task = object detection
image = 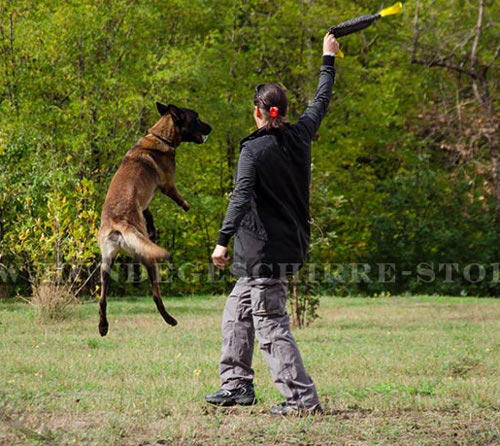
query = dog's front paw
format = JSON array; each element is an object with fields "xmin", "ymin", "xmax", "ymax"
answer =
[{"xmin": 182, "ymin": 201, "xmax": 190, "ymax": 212}]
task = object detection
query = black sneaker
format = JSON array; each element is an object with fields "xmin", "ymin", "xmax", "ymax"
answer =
[
  {"xmin": 270, "ymin": 402, "xmax": 323, "ymax": 416},
  {"xmin": 205, "ymin": 383, "xmax": 256, "ymax": 406}
]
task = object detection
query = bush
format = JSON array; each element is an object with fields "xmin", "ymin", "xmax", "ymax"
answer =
[{"xmin": 28, "ymin": 282, "xmax": 79, "ymax": 322}]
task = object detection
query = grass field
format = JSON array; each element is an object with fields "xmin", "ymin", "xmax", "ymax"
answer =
[{"xmin": 1, "ymin": 294, "xmax": 499, "ymax": 445}]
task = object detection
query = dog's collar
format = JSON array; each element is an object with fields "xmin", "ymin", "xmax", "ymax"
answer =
[{"xmin": 148, "ymin": 133, "xmax": 176, "ymax": 148}]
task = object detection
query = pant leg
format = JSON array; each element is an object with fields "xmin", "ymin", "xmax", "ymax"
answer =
[
  {"xmin": 219, "ymin": 278, "xmax": 255, "ymax": 390},
  {"xmin": 250, "ymin": 277, "xmax": 321, "ymax": 409}
]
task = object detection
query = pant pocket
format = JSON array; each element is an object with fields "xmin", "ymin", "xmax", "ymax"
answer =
[{"xmin": 250, "ymin": 280, "xmax": 287, "ymax": 317}]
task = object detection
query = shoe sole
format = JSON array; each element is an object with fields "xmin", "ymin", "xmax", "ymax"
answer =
[
  {"xmin": 235, "ymin": 397, "xmax": 257, "ymax": 406},
  {"xmin": 205, "ymin": 397, "xmax": 257, "ymax": 407},
  {"xmin": 270, "ymin": 405, "xmax": 323, "ymax": 416}
]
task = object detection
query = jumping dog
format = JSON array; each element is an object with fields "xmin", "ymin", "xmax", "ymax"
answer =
[{"xmin": 97, "ymin": 102, "xmax": 212, "ymax": 336}]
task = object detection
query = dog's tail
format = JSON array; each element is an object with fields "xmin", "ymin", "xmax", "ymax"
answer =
[{"xmin": 115, "ymin": 223, "xmax": 169, "ymax": 261}]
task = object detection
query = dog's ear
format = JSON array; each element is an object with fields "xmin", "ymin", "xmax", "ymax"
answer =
[
  {"xmin": 166, "ymin": 104, "xmax": 184, "ymax": 124},
  {"xmin": 156, "ymin": 102, "xmax": 170, "ymax": 116}
]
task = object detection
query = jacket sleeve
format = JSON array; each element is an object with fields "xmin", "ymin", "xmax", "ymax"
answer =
[
  {"xmin": 295, "ymin": 55, "xmax": 336, "ymax": 140},
  {"xmin": 217, "ymin": 146, "xmax": 256, "ymax": 247}
]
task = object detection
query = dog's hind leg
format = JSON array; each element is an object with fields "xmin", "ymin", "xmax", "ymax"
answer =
[
  {"xmin": 143, "ymin": 208, "xmax": 156, "ymax": 241},
  {"xmin": 145, "ymin": 261, "xmax": 178, "ymax": 326},
  {"xmin": 98, "ymin": 256, "xmax": 114, "ymax": 336}
]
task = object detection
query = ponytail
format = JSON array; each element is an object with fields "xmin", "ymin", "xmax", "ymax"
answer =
[{"xmin": 254, "ymin": 83, "xmax": 289, "ymax": 131}]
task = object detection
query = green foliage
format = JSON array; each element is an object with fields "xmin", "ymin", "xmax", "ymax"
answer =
[
  {"xmin": 0, "ymin": 0, "xmax": 498, "ymax": 297},
  {"xmin": 364, "ymin": 153, "xmax": 500, "ymax": 296}
]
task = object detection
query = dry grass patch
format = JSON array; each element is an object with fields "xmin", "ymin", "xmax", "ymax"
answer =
[{"xmin": 28, "ymin": 282, "xmax": 79, "ymax": 322}]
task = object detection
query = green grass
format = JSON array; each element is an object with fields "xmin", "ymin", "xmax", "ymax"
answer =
[{"xmin": 0, "ymin": 295, "xmax": 499, "ymax": 445}]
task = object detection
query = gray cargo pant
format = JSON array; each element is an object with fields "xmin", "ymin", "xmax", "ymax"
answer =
[{"xmin": 219, "ymin": 277, "xmax": 321, "ymax": 409}]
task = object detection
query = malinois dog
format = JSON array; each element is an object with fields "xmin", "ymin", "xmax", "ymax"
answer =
[{"xmin": 97, "ymin": 102, "xmax": 212, "ymax": 336}]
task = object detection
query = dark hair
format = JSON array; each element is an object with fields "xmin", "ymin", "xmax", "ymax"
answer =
[{"xmin": 254, "ymin": 83, "xmax": 289, "ymax": 131}]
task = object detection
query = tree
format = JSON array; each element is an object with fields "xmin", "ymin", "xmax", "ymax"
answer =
[
  {"xmin": 411, "ymin": 0, "xmax": 499, "ymax": 219},
  {"xmin": 0, "ymin": 0, "xmax": 498, "ymax": 298}
]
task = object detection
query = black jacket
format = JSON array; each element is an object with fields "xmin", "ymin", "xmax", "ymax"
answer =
[{"xmin": 218, "ymin": 56, "xmax": 335, "ymax": 277}]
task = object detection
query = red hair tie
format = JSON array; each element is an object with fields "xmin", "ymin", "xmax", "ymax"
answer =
[{"xmin": 269, "ymin": 106, "xmax": 279, "ymax": 118}]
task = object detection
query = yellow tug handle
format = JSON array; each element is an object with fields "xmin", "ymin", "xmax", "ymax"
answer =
[{"xmin": 379, "ymin": 2, "xmax": 403, "ymax": 18}]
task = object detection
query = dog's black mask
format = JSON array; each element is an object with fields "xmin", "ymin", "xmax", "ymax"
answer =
[{"xmin": 157, "ymin": 102, "xmax": 212, "ymax": 144}]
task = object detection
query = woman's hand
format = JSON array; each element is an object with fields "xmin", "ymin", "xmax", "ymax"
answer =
[
  {"xmin": 323, "ymin": 33, "xmax": 340, "ymax": 55},
  {"xmin": 212, "ymin": 245, "xmax": 231, "ymax": 270}
]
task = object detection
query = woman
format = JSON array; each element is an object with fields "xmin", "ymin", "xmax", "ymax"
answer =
[{"xmin": 206, "ymin": 33, "xmax": 340, "ymax": 416}]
